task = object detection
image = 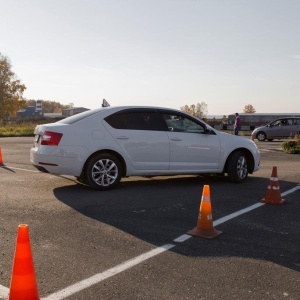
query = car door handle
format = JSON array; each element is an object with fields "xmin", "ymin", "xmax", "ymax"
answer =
[
  {"xmin": 170, "ymin": 137, "xmax": 182, "ymax": 141},
  {"xmin": 116, "ymin": 136, "xmax": 129, "ymax": 140}
]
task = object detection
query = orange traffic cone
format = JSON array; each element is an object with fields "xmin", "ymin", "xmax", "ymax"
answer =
[
  {"xmin": 187, "ymin": 185, "xmax": 223, "ymax": 239},
  {"xmin": 261, "ymin": 166, "xmax": 286, "ymax": 205},
  {"xmin": 0, "ymin": 147, "xmax": 3, "ymax": 166},
  {"xmin": 9, "ymin": 224, "xmax": 39, "ymax": 300}
]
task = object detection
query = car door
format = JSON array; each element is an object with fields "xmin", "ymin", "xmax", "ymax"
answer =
[
  {"xmin": 267, "ymin": 119, "xmax": 285, "ymax": 139},
  {"xmin": 276, "ymin": 118, "xmax": 295, "ymax": 138},
  {"xmin": 159, "ymin": 110, "xmax": 221, "ymax": 171},
  {"xmin": 291, "ymin": 118, "xmax": 300, "ymax": 137},
  {"xmin": 104, "ymin": 109, "xmax": 170, "ymax": 170},
  {"xmin": 295, "ymin": 118, "xmax": 300, "ymax": 135},
  {"xmin": 279, "ymin": 118, "xmax": 297, "ymax": 138}
]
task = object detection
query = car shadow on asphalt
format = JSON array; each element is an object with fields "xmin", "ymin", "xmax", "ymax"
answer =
[{"xmin": 53, "ymin": 175, "xmax": 300, "ymax": 273}]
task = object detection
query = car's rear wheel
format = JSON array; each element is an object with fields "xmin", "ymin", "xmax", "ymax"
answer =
[
  {"xmin": 257, "ymin": 132, "xmax": 267, "ymax": 141},
  {"xmin": 85, "ymin": 153, "xmax": 122, "ymax": 191},
  {"xmin": 227, "ymin": 151, "xmax": 248, "ymax": 183}
]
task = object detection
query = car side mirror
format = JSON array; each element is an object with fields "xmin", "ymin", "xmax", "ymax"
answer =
[{"xmin": 204, "ymin": 126, "xmax": 214, "ymax": 134}]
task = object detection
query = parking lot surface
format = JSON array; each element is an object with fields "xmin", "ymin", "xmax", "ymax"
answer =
[{"xmin": 0, "ymin": 137, "xmax": 300, "ymax": 299}]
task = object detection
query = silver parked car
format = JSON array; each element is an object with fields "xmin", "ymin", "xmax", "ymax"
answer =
[
  {"xmin": 31, "ymin": 106, "xmax": 261, "ymax": 190},
  {"xmin": 251, "ymin": 117, "xmax": 300, "ymax": 141}
]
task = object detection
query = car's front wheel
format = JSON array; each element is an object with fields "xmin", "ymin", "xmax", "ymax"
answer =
[
  {"xmin": 257, "ymin": 131, "xmax": 267, "ymax": 141},
  {"xmin": 227, "ymin": 151, "xmax": 248, "ymax": 183},
  {"xmin": 85, "ymin": 153, "xmax": 122, "ymax": 191}
]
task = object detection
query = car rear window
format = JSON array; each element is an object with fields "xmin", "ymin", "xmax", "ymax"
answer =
[{"xmin": 57, "ymin": 108, "xmax": 103, "ymax": 124}]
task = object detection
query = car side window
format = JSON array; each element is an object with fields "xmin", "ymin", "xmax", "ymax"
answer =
[
  {"xmin": 287, "ymin": 119, "xmax": 293, "ymax": 125},
  {"xmin": 280, "ymin": 120, "xmax": 286, "ymax": 126},
  {"xmin": 105, "ymin": 110, "xmax": 164, "ymax": 131},
  {"xmin": 272, "ymin": 119, "xmax": 283, "ymax": 126},
  {"xmin": 162, "ymin": 113, "xmax": 205, "ymax": 133}
]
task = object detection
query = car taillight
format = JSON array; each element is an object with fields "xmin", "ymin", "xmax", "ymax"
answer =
[{"xmin": 41, "ymin": 131, "xmax": 63, "ymax": 146}]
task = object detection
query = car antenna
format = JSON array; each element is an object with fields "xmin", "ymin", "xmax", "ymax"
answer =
[{"xmin": 102, "ymin": 99, "xmax": 110, "ymax": 107}]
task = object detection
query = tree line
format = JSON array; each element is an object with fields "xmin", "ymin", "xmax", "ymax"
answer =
[
  {"xmin": 0, "ymin": 52, "xmax": 256, "ymax": 120},
  {"xmin": 0, "ymin": 52, "xmax": 74, "ymax": 119}
]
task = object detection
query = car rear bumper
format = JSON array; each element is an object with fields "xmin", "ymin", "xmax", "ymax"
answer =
[{"xmin": 30, "ymin": 147, "xmax": 84, "ymax": 176}]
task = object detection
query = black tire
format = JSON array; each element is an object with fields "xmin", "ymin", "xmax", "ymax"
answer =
[
  {"xmin": 76, "ymin": 175, "xmax": 87, "ymax": 185},
  {"xmin": 227, "ymin": 151, "xmax": 248, "ymax": 183},
  {"xmin": 257, "ymin": 131, "xmax": 267, "ymax": 141},
  {"xmin": 85, "ymin": 153, "xmax": 122, "ymax": 191}
]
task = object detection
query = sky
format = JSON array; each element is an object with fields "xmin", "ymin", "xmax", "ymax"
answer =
[{"xmin": 1, "ymin": 0, "xmax": 299, "ymax": 115}]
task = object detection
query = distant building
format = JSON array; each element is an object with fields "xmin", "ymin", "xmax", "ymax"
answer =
[
  {"xmin": 36, "ymin": 100, "xmax": 42, "ymax": 115},
  {"xmin": 17, "ymin": 102, "xmax": 43, "ymax": 118},
  {"xmin": 62, "ymin": 107, "xmax": 90, "ymax": 117},
  {"xmin": 17, "ymin": 101, "xmax": 90, "ymax": 119},
  {"xmin": 43, "ymin": 113, "xmax": 64, "ymax": 119}
]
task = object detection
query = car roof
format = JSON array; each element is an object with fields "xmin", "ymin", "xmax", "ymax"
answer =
[
  {"xmin": 91, "ymin": 105, "xmax": 192, "ymax": 116},
  {"xmin": 100, "ymin": 105, "xmax": 183, "ymax": 111},
  {"xmin": 58, "ymin": 105, "xmax": 195, "ymax": 125},
  {"xmin": 273, "ymin": 117, "xmax": 300, "ymax": 120}
]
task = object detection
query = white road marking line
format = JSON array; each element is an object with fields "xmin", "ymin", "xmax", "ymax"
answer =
[
  {"xmin": 259, "ymin": 148, "xmax": 282, "ymax": 152},
  {"xmin": 175, "ymin": 186, "xmax": 300, "ymax": 244},
  {"xmin": 42, "ymin": 244, "xmax": 175, "ymax": 300},
  {"xmin": 0, "ymin": 284, "xmax": 9, "ymax": 299},
  {"xmin": 174, "ymin": 203, "xmax": 265, "ymax": 243},
  {"xmin": 213, "ymin": 202, "xmax": 265, "ymax": 227},
  {"xmin": 281, "ymin": 186, "xmax": 300, "ymax": 196},
  {"xmin": 0, "ymin": 185, "xmax": 299, "ymax": 299},
  {"xmin": 173, "ymin": 234, "xmax": 191, "ymax": 243}
]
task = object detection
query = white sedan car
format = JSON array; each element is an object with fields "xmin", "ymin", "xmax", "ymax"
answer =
[{"xmin": 30, "ymin": 106, "xmax": 260, "ymax": 190}]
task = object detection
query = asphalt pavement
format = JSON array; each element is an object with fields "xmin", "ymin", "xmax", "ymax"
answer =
[{"xmin": 0, "ymin": 137, "xmax": 299, "ymax": 300}]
